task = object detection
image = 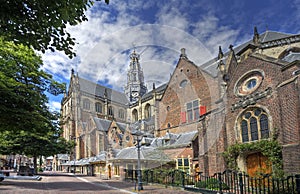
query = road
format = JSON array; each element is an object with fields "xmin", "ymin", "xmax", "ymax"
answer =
[
  {"xmin": 0, "ymin": 171, "xmax": 195, "ymax": 194},
  {"xmin": 0, "ymin": 172, "xmax": 133, "ymax": 194}
]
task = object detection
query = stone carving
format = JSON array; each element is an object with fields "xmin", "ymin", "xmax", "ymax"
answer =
[{"xmin": 231, "ymin": 87, "xmax": 272, "ymax": 111}]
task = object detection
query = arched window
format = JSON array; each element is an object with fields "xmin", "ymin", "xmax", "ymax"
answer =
[
  {"xmin": 83, "ymin": 99, "xmax": 90, "ymax": 110},
  {"xmin": 260, "ymin": 114, "xmax": 269, "ymax": 139},
  {"xmin": 239, "ymin": 108, "xmax": 270, "ymax": 142},
  {"xmin": 95, "ymin": 102, "xmax": 102, "ymax": 113},
  {"xmin": 132, "ymin": 109, "xmax": 138, "ymax": 122},
  {"xmin": 118, "ymin": 109, "xmax": 125, "ymax": 119},
  {"xmin": 108, "ymin": 106, "xmax": 114, "ymax": 116},
  {"xmin": 144, "ymin": 104, "xmax": 151, "ymax": 119}
]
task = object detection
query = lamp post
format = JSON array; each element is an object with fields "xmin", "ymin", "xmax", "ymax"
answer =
[
  {"xmin": 132, "ymin": 130, "xmax": 144, "ymax": 191},
  {"xmin": 70, "ymin": 136, "xmax": 76, "ymax": 174}
]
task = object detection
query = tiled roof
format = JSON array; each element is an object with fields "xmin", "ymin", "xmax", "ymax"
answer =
[
  {"xmin": 141, "ymin": 83, "xmax": 167, "ymax": 100},
  {"xmin": 171, "ymin": 131, "xmax": 197, "ymax": 147},
  {"xmin": 199, "ymin": 31, "xmax": 298, "ymax": 77},
  {"xmin": 115, "ymin": 146, "xmax": 171, "ymax": 162},
  {"xmin": 78, "ymin": 77, "xmax": 129, "ymax": 105},
  {"xmin": 150, "ymin": 131, "xmax": 197, "ymax": 149},
  {"xmin": 116, "ymin": 122, "xmax": 127, "ymax": 133},
  {"xmin": 93, "ymin": 117, "xmax": 112, "ymax": 132}
]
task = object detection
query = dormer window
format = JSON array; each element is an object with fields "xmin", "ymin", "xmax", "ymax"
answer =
[{"xmin": 279, "ymin": 47, "xmax": 300, "ymax": 62}]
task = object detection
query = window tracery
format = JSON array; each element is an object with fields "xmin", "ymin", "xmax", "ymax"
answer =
[{"xmin": 239, "ymin": 107, "xmax": 269, "ymax": 143}]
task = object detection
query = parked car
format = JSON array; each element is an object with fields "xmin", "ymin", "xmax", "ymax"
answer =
[
  {"xmin": 0, "ymin": 173, "xmax": 4, "ymax": 181},
  {"xmin": 18, "ymin": 166, "xmax": 34, "ymax": 176}
]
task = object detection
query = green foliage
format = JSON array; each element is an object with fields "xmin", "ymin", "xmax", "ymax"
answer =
[
  {"xmin": 195, "ymin": 178, "xmax": 230, "ymax": 190},
  {"xmin": 0, "ymin": 37, "xmax": 65, "ymax": 131},
  {"xmin": 223, "ymin": 139, "xmax": 284, "ymax": 177},
  {"xmin": 0, "ymin": 37, "xmax": 72, "ymax": 157},
  {"xmin": 0, "ymin": 0, "xmax": 109, "ymax": 58}
]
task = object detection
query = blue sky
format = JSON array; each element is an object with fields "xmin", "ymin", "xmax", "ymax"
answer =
[{"xmin": 43, "ymin": 0, "xmax": 300, "ymax": 111}]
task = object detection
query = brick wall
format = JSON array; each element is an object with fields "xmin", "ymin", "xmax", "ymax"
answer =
[
  {"xmin": 158, "ymin": 58, "xmax": 212, "ymax": 134},
  {"xmin": 225, "ymin": 54, "xmax": 300, "ymax": 174}
]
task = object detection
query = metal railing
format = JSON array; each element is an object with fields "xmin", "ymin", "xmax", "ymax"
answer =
[{"xmin": 124, "ymin": 169, "xmax": 300, "ymax": 194}]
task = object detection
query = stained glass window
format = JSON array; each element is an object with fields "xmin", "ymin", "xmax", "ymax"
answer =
[{"xmin": 240, "ymin": 108, "xmax": 269, "ymax": 142}]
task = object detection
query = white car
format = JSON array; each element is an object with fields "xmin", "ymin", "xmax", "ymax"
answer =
[{"xmin": 0, "ymin": 173, "xmax": 4, "ymax": 182}]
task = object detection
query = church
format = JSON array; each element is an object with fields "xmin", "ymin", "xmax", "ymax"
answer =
[{"xmin": 60, "ymin": 27, "xmax": 300, "ymax": 179}]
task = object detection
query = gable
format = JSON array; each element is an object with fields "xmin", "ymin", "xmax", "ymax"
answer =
[{"xmin": 159, "ymin": 55, "xmax": 213, "ymax": 132}]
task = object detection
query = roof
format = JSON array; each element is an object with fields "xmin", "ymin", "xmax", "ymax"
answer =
[
  {"xmin": 129, "ymin": 117, "xmax": 155, "ymax": 135},
  {"xmin": 171, "ymin": 131, "xmax": 197, "ymax": 147},
  {"xmin": 93, "ymin": 117, "xmax": 112, "ymax": 132},
  {"xmin": 78, "ymin": 77, "xmax": 129, "ymax": 105},
  {"xmin": 115, "ymin": 146, "xmax": 171, "ymax": 162},
  {"xmin": 150, "ymin": 131, "xmax": 197, "ymax": 149},
  {"xmin": 116, "ymin": 122, "xmax": 127, "ymax": 133},
  {"xmin": 141, "ymin": 83, "xmax": 167, "ymax": 100},
  {"xmin": 199, "ymin": 31, "xmax": 299, "ymax": 77},
  {"xmin": 61, "ymin": 152, "xmax": 107, "ymax": 166},
  {"xmin": 89, "ymin": 152, "xmax": 106, "ymax": 163},
  {"xmin": 57, "ymin": 154, "xmax": 69, "ymax": 160}
]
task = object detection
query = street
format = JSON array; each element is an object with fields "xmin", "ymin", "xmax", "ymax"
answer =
[{"xmin": 0, "ymin": 172, "xmax": 194, "ymax": 194}]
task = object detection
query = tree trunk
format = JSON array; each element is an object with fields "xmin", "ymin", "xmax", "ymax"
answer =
[{"xmin": 33, "ymin": 156, "xmax": 37, "ymax": 174}]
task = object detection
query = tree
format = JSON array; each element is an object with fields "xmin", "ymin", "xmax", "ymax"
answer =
[
  {"xmin": 0, "ymin": 37, "xmax": 72, "ymax": 171},
  {"xmin": 0, "ymin": 37, "xmax": 64, "ymax": 132},
  {"xmin": 0, "ymin": 0, "xmax": 109, "ymax": 58}
]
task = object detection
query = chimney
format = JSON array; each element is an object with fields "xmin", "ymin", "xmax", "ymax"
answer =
[{"xmin": 180, "ymin": 48, "xmax": 187, "ymax": 58}]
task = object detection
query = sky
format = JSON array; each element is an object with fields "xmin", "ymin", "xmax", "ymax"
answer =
[{"xmin": 43, "ymin": 0, "xmax": 300, "ymax": 111}]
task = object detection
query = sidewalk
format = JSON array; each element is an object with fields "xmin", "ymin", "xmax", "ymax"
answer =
[{"xmin": 74, "ymin": 174, "xmax": 196, "ymax": 194}]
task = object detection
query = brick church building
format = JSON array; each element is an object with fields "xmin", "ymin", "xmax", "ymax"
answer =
[{"xmin": 60, "ymin": 27, "xmax": 300, "ymax": 179}]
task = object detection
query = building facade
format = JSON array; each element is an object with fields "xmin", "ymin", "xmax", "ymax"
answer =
[{"xmin": 60, "ymin": 28, "xmax": 300, "ymax": 178}]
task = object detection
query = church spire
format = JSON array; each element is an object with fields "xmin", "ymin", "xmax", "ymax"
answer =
[
  {"xmin": 124, "ymin": 49, "xmax": 148, "ymax": 103},
  {"xmin": 253, "ymin": 26, "xmax": 260, "ymax": 45}
]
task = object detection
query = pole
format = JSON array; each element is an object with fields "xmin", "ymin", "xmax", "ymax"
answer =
[
  {"xmin": 137, "ymin": 138, "xmax": 143, "ymax": 191},
  {"xmin": 73, "ymin": 137, "xmax": 76, "ymax": 174}
]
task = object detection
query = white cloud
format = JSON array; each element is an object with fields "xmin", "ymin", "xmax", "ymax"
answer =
[
  {"xmin": 45, "ymin": 0, "xmax": 300, "ymax": 107},
  {"xmin": 42, "ymin": 1, "xmax": 232, "ymax": 92},
  {"xmin": 48, "ymin": 101, "xmax": 62, "ymax": 112}
]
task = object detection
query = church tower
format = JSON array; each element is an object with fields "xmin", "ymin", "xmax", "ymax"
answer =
[{"xmin": 124, "ymin": 50, "xmax": 148, "ymax": 102}]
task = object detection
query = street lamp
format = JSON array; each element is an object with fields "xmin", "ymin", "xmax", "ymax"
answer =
[
  {"xmin": 70, "ymin": 136, "xmax": 76, "ymax": 174},
  {"xmin": 132, "ymin": 129, "xmax": 145, "ymax": 191}
]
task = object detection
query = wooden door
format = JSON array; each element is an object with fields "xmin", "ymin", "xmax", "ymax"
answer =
[{"xmin": 246, "ymin": 152, "xmax": 271, "ymax": 177}]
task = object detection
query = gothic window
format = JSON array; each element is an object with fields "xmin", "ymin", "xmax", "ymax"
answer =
[
  {"xmin": 250, "ymin": 117, "xmax": 258, "ymax": 141},
  {"xmin": 118, "ymin": 109, "xmax": 125, "ymax": 119},
  {"xmin": 108, "ymin": 106, "xmax": 114, "ymax": 116},
  {"xmin": 95, "ymin": 102, "xmax": 102, "ymax": 113},
  {"xmin": 260, "ymin": 114, "xmax": 269, "ymax": 139},
  {"xmin": 239, "ymin": 108, "xmax": 270, "ymax": 143},
  {"xmin": 132, "ymin": 109, "xmax": 138, "ymax": 122},
  {"xmin": 241, "ymin": 120, "xmax": 249, "ymax": 142},
  {"xmin": 83, "ymin": 99, "xmax": 90, "ymax": 110},
  {"xmin": 144, "ymin": 104, "xmax": 151, "ymax": 119}
]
